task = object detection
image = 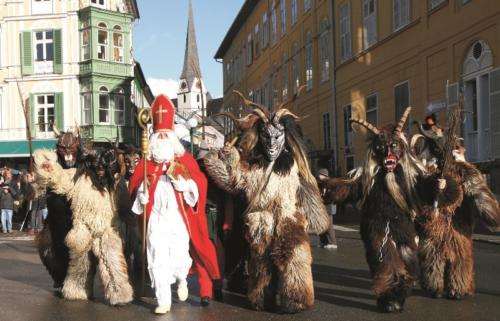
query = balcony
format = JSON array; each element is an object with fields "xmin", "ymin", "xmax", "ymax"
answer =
[
  {"xmin": 79, "ymin": 60, "xmax": 132, "ymax": 78},
  {"xmin": 79, "ymin": 124, "xmax": 136, "ymax": 143}
]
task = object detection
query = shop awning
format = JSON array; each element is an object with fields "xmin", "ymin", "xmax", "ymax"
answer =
[{"xmin": 0, "ymin": 140, "xmax": 57, "ymax": 158}]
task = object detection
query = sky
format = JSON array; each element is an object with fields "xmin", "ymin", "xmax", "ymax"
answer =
[{"xmin": 133, "ymin": 0, "xmax": 244, "ymax": 100}]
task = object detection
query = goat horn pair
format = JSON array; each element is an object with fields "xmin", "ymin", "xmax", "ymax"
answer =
[
  {"xmin": 233, "ymin": 90, "xmax": 270, "ymax": 122},
  {"xmin": 274, "ymin": 108, "xmax": 301, "ymax": 123}
]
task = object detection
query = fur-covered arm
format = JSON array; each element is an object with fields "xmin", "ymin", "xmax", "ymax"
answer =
[
  {"xmin": 417, "ymin": 174, "xmax": 461, "ymax": 209},
  {"xmin": 202, "ymin": 146, "xmax": 245, "ymax": 193},
  {"xmin": 296, "ymin": 178, "xmax": 330, "ymax": 234},
  {"xmin": 460, "ymin": 163, "xmax": 500, "ymax": 230},
  {"xmin": 323, "ymin": 173, "xmax": 362, "ymax": 205},
  {"xmin": 34, "ymin": 149, "xmax": 76, "ymax": 196},
  {"xmin": 115, "ymin": 177, "xmax": 136, "ymax": 226}
]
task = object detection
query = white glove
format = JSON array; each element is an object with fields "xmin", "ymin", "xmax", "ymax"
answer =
[
  {"xmin": 171, "ymin": 177, "xmax": 189, "ymax": 192},
  {"xmin": 138, "ymin": 192, "xmax": 149, "ymax": 205}
]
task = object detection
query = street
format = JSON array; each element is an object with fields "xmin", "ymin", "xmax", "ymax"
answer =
[{"xmin": 0, "ymin": 228, "xmax": 499, "ymax": 321}]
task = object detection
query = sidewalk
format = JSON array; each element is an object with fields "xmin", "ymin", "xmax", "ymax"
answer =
[{"xmin": 0, "ymin": 230, "xmax": 35, "ymax": 241}]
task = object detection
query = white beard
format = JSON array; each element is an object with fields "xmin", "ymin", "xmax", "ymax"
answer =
[{"xmin": 150, "ymin": 137, "xmax": 175, "ymax": 163}]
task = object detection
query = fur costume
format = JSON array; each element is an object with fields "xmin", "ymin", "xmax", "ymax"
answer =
[
  {"xmin": 203, "ymin": 92, "xmax": 329, "ymax": 313},
  {"xmin": 412, "ymin": 122, "xmax": 500, "ymax": 299},
  {"xmin": 34, "ymin": 149, "xmax": 133, "ymax": 306},
  {"xmin": 325, "ymin": 108, "xmax": 459, "ymax": 312},
  {"xmin": 36, "ymin": 125, "xmax": 81, "ymax": 289}
]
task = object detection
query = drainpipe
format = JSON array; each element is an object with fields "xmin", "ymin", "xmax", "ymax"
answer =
[{"xmin": 329, "ymin": 0, "xmax": 339, "ymax": 176}]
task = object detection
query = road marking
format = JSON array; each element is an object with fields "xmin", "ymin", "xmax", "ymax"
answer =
[{"xmin": 333, "ymin": 225, "xmax": 358, "ymax": 232}]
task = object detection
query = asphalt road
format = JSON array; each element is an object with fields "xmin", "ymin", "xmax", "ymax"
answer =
[{"xmin": 0, "ymin": 229, "xmax": 499, "ymax": 321}]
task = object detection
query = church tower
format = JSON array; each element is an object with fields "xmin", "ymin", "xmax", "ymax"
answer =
[{"xmin": 177, "ymin": 0, "xmax": 207, "ymax": 119}]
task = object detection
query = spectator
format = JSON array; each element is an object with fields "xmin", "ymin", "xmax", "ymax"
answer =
[
  {"xmin": 0, "ymin": 173, "xmax": 18, "ymax": 233},
  {"xmin": 25, "ymin": 172, "xmax": 47, "ymax": 233},
  {"xmin": 317, "ymin": 168, "xmax": 338, "ymax": 249}
]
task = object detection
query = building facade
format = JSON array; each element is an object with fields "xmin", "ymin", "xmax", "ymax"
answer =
[
  {"xmin": 215, "ymin": 0, "xmax": 336, "ymax": 171},
  {"xmin": 334, "ymin": 0, "xmax": 500, "ymax": 175},
  {"xmin": 0, "ymin": 0, "xmax": 151, "ymax": 168}
]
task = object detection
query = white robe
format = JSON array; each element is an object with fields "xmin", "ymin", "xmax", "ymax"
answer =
[{"xmin": 132, "ymin": 170, "xmax": 198, "ymax": 306}]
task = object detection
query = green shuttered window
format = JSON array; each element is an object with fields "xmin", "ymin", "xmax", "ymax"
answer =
[
  {"xmin": 21, "ymin": 32, "xmax": 33, "ymax": 75},
  {"xmin": 20, "ymin": 29, "xmax": 62, "ymax": 75}
]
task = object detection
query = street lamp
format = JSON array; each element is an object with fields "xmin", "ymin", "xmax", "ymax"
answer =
[{"xmin": 187, "ymin": 117, "xmax": 198, "ymax": 154}]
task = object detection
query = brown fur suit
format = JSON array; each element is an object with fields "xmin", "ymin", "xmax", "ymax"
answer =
[
  {"xmin": 416, "ymin": 159, "xmax": 500, "ymax": 299},
  {"xmin": 34, "ymin": 149, "xmax": 133, "ymax": 306},
  {"xmin": 204, "ymin": 145, "xmax": 328, "ymax": 313}
]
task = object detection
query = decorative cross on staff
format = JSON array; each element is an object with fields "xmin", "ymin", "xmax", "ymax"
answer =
[{"xmin": 155, "ymin": 104, "xmax": 169, "ymax": 124}]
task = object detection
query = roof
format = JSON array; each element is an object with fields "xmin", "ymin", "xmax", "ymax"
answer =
[
  {"xmin": 214, "ymin": 1, "xmax": 258, "ymax": 59},
  {"xmin": 133, "ymin": 62, "xmax": 154, "ymax": 105},
  {"xmin": 128, "ymin": 0, "xmax": 140, "ymax": 19},
  {"xmin": 180, "ymin": 0, "xmax": 202, "ymax": 88},
  {"xmin": 206, "ymin": 97, "xmax": 224, "ymax": 116}
]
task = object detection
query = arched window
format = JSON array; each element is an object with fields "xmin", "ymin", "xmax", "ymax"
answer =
[
  {"xmin": 114, "ymin": 87, "xmax": 125, "ymax": 125},
  {"xmin": 99, "ymin": 86, "xmax": 109, "ymax": 123},
  {"xmin": 97, "ymin": 23, "xmax": 108, "ymax": 60},
  {"xmin": 113, "ymin": 25, "xmax": 123, "ymax": 62}
]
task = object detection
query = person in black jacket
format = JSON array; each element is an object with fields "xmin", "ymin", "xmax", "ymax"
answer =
[{"xmin": 0, "ymin": 173, "xmax": 18, "ymax": 233}]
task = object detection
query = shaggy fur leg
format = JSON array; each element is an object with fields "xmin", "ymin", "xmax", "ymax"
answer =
[
  {"xmin": 62, "ymin": 250, "xmax": 94, "ymax": 300},
  {"xmin": 419, "ymin": 243, "xmax": 446, "ymax": 298},
  {"xmin": 278, "ymin": 241, "xmax": 314, "ymax": 313},
  {"xmin": 447, "ymin": 241, "xmax": 474, "ymax": 299},
  {"xmin": 372, "ymin": 244, "xmax": 412, "ymax": 313},
  {"xmin": 247, "ymin": 252, "xmax": 274, "ymax": 310},
  {"xmin": 92, "ymin": 229, "xmax": 133, "ymax": 306}
]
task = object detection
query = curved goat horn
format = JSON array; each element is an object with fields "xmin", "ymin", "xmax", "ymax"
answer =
[
  {"xmin": 394, "ymin": 106, "xmax": 412, "ymax": 134},
  {"xmin": 274, "ymin": 108, "xmax": 301, "ymax": 123},
  {"xmin": 52, "ymin": 120, "xmax": 61, "ymax": 137},
  {"xmin": 233, "ymin": 90, "xmax": 270, "ymax": 122},
  {"xmin": 214, "ymin": 112, "xmax": 260, "ymax": 130},
  {"xmin": 72, "ymin": 121, "xmax": 80, "ymax": 137},
  {"xmin": 349, "ymin": 118, "xmax": 380, "ymax": 136},
  {"xmin": 413, "ymin": 120, "xmax": 439, "ymax": 140},
  {"xmin": 276, "ymin": 85, "xmax": 306, "ymax": 111}
]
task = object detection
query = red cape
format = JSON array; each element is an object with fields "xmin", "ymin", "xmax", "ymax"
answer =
[{"xmin": 129, "ymin": 152, "xmax": 220, "ymax": 280}]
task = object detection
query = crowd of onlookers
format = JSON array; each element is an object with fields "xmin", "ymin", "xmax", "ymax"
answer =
[{"xmin": 0, "ymin": 167, "xmax": 47, "ymax": 234}]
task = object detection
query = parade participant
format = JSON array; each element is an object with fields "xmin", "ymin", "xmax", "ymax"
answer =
[
  {"xmin": 37, "ymin": 125, "xmax": 81, "ymax": 291},
  {"xmin": 413, "ymin": 113, "xmax": 500, "ymax": 299},
  {"xmin": 34, "ymin": 146, "xmax": 134, "ymax": 306},
  {"xmin": 203, "ymin": 91, "xmax": 329, "ymax": 313},
  {"xmin": 325, "ymin": 108, "xmax": 458, "ymax": 313},
  {"xmin": 128, "ymin": 95, "xmax": 220, "ymax": 314},
  {"xmin": 197, "ymin": 140, "xmax": 233, "ymax": 301},
  {"xmin": 316, "ymin": 168, "xmax": 338, "ymax": 249}
]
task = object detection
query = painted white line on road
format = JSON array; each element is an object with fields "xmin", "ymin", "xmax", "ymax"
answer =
[
  {"xmin": 0, "ymin": 237, "xmax": 35, "ymax": 241},
  {"xmin": 333, "ymin": 225, "xmax": 358, "ymax": 232}
]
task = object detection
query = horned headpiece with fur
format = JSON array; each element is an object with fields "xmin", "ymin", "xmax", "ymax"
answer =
[
  {"xmin": 52, "ymin": 122, "xmax": 82, "ymax": 169},
  {"xmin": 217, "ymin": 87, "xmax": 317, "ymax": 188},
  {"xmin": 349, "ymin": 107, "xmax": 427, "ymax": 212}
]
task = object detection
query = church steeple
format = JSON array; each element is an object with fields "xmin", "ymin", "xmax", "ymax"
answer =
[{"xmin": 180, "ymin": 0, "xmax": 201, "ymax": 88}]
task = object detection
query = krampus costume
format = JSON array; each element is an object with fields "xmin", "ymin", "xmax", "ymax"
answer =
[
  {"xmin": 36, "ymin": 125, "xmax": 80, "ymax": 290},
  {"xmin": 412, "ymin": 117, "xmax": 500, "ymax": 299},
  {"xmin": 34, "ymin": 147, "xmax": 133, "ymax": 306},
  {"xmin": 325, "ymin": 108, "xmax": 458, "ymax": 312},
  {"xmin": 203, "ymin": 92, "xmax": 329, "ymax": 313}
]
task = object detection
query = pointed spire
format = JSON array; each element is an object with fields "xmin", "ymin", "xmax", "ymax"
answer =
[{"xmin": 180, "ymin": 0, "xmax": 201, "ymax": 89}]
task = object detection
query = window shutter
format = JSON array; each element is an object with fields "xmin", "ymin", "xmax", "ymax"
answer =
[
  {"xmin": 29, "ymin": 94, "xmax": 36, "ymax": 137},
  {"xmin": 489, "ymin": 69, "xmax": 500, "ymax": 158},
  {"xmin": 20, "ymin": 32, "xmax": 33, "ymax": 75},
  {"xmin": 55, "ymin": 92, "xmax": 64, "ymax": 130},
  {"xmin": 447, "ymin": 82, "xmax": 459, "ymax": 107},
  {"xmin": 53, "ymin": 29, "xmax": 63, "ymax": 74}
]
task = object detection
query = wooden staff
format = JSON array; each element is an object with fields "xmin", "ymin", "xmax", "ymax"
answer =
[{"xmin": 136, "ymin": 107, "xmax": 151, "ymax": 297}]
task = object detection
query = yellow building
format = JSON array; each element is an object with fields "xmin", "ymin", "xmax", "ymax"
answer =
[
  {"xmin": 334, "ymin": 0, "xmax": 500, "ymax": 174},
  {"xmin": 215, "ymin": 0, "xmax": 336, "ymax": 171}
]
